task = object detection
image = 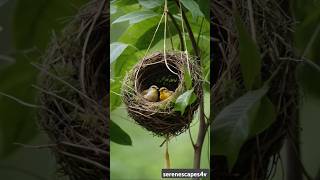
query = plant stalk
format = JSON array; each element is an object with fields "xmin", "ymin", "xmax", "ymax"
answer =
[{"xmin": 174, "ymin": 0, "xmax": 207, "ymax": 172}]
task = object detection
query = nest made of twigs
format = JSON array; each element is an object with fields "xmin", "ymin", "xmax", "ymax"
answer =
[
  {"xmin": 37, "ymin": 1, "xmax": 108, "ymax": 180},
  {"xmin": 211, "ymin": 1, "xmax": 298, "ymax": 180},
  {"xmin": 122, "ymin": 51, "xmax": 202, "ymax": 137}
]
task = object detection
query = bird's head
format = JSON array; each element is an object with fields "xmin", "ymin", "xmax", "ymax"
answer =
[
  {"xmin": 150, "ymin": 85, "xmax": 159, "ymax": 90},
  {"xmin": 159, "ymin": 87, "xmax": 168, "ymax": 92}
]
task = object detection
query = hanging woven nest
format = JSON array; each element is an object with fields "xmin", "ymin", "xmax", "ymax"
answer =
[
  {"xmin": 37, "ymin": 1, "xmax": 108, "ymax": 180},
  {"xmin": 212, "ymin": 0, "xmax": 298, "ymax": 180},
  {"xmin": 122, "ymin": 51, "xmax": 202, "ymax": 137}
]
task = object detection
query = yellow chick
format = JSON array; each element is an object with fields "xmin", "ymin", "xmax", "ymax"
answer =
[
  {"xmin": 142, "ymin": 85, "xmax": 159, "ymax": 102},
  {"xmin": 159, "ymin": 87, "xmax": 174, "ymax": 101}
]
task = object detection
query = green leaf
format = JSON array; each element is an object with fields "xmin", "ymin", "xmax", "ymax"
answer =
[
  {"xmin": 110, "ymin": 120, "xmax": 132, "ymax": 146},
  {"xmin": 111, "ymin": 4, "xmax": 117, "ymax": 15},
  {"xmin": 212, "ymin": 85, "xmax": 275, "ymax": 170},
  {"xmin": 118, "ymin": 17, "xmax": 169, "ymax": 50},
  {"xmin": 111, "ymin": 49, "xmax": 140, "ymax": 111},
  {"xmin": 110, "ymin": 80, "xmax": 122, "ymax": 112},
  {"xmin": 249, "ymin": 97, "xmax": 276, "ymax": 137},
  {"xmin": 180, "ymin": 0, "xmax": 204, "ymax": 18},
  {"xmin": 296, "ymin": 61, "xmax": 320, "ymax": 98},
  {"xmin": 184, "ymin": 66, "xmax": 192, "ymax": 89},
  {"xmin": 174, "ymin": 89, "xmax": 197, "ymax": 115},
  {"xmin": 235, "ymin": 15, "xmax": 262, "ymax": 90},
  {"xmin": 196, "ymin": 0, "xmax": 210, "ymax": 20},
  {"xmin": 110, "ymin": 42, "xmax": 128, "ymax": 64},
  {"xmin": 294, "ymin": 10, "xmax": 320, "ymax": 61},
  {"xmin": 112, "ymin": 10, "xmax": 158, "ymax": 25},
  {"xmin": 138, "ymin": 0, "xmax": 163, "ymax": 9}
]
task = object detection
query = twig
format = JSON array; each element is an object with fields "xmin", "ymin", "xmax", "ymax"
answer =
[
  {"xmin": 174, "ymin": 0, "xmax": 207, "ymax": 172},
  {"xmin": 168, "ymin": 12, "xmax": 185, "ymax": 51},
  {"xmin": 59, "ymin": 150, "xmax": 109, "ymax": 171},
  {"xmin": 188, "ymin": 128, "xmax": 195, "ymax": 147},
  {"xmin": 174, "ymin": 0, "xmax": 199, "ymax": 57}
]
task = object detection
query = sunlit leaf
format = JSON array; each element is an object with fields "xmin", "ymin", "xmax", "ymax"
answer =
[
  {"xmin": 235, "ymin": 15, "xmax": 261, "ymax": 90},
  {"xmin": 119, "ymin": 17, "xmax": 164, "ymax": 49},
  {"xmin": 112, "ymin": 10, "xmax": 158, "ymax": 25},
  {"xmin": 184, "ymin": 66, "xmax": 192, "ymax": 89},
  {"xmin": 174, "ymin": 88, "xmax": 197, "ymax": 115},
  {"xmin": 110, "ymin": 120, "xmax": 132, "ymax": 146},
  {"xmin": 110, "ymin": 42, "xmax": 128, "ymax": 64},
  {"xmin": 111, "ymin": 4, "xmax": 117, "ymax": 14},
  {"xmin": 212, "ymin": 85, "xmax": 275, "ymax": 170},
  {"xmin": 110, "ymin": 80, "xmax": 122, "ymax": 112},
  {"xmin": 138, "ymin": 0, "xmax": 163, "ymax": 9},
  {"xmin": 180, "ymin": 0, "xmax": 204, "ymax": 18}
]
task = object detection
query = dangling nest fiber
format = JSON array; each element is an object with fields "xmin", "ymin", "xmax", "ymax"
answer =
[
  {"xmin": 122, "ymin": 52, "xmax": 202, "ymax": 137},
  {"xmin": 212, "ymin": 0, "xmax": 299, "ymax": 180},
  {"xmin": 37, "ymin": 1, "xmax": 108, "ymax": 180}
]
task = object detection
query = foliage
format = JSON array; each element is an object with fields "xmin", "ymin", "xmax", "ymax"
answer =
[
  {"xmin": 236, "ymin": 15, "xmax": 261, "ymax": 90},
  {"xmin": 110, "ymin": 120, "xmax": 132, "ymax": 145},
  {"xmin": 110, "ymin": 0, "xmax": 209, "ymax": 144},
  {"xmin": 212, "ymin": 85, "xmax": 275, "ymax": 169},
  {"xmin": 174, "ymin": 88, "xmax": 197, "ymax": 115}
]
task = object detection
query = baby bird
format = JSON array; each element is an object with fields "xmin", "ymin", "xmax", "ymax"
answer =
[
  {"xmin": 142, "ymin": 85, "xmax": 159, "ymax": 102},
  {"xmin": 159, "ymin": 87, "xmax": 174, "ymax": 101}
]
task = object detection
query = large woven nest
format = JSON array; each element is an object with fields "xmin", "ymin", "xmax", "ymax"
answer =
[
  {"xmin": 37, "ymin": 1, "xmax": 108, "ymax": 180},
  {"xmin": 212, "ymin": 0, "xmax": 298, "ymax": 180},
  {"xmin": 122, "ymin": 52, "xmax": 202, "ymax": 137}
]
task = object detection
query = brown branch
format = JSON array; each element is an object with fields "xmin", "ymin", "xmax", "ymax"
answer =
[
  {"xmin": 174, "ymin": 0, "xmax": 199, "ymax": 57},
  {"xmin": 168, "ymin": 12, "xmax": 185, "ymax": 51},
  {"xmin": 173, "ymin": 0, "xmax": 207, "ymax": 173}
]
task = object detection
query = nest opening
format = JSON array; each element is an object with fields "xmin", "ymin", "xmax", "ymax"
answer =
[
  {"xmin": 137, "ymin": 62, "xmax": 180, "ymax": 94},
  {"xmin": 122, "ymin": 51, "xmax": 202, "ymax": 136}
]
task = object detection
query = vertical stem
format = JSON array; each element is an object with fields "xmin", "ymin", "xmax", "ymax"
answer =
[
  {"xmin": 193, "ymin": 101, "xmax": 207, "ymax": 169},
  {"xmin": 174, "ymin": 0, "xmax": 207, "ymax": 172},
  {"xmin": 168, "ymin": 12, "xmax": 185, "ymax": 51},
  {"xmin": 165, "ymin": 138, "xmax": 171, "ymax": 169},
  {"xmin": 174, "ymin": 0, "xmax": 199, "ymax": 57}
]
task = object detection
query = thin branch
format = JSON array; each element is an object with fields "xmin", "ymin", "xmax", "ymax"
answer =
[
  {"xmin": 174, "ymin": 0, "xmax": 207, "ymax": 171},
  {"xmin": 188, "ymin": 128, "xmax": 195, "ymax": 147},
  {"xmin": 59, "ymin": 150, "xmax": 109, "ymax": 171},
  {"xmin": 168, "ymin": 12, "xmax": 185, "ymax": 51},
  {"xmin": 174, "ymin": 0, "xmax": 199, "ymax": 57}
]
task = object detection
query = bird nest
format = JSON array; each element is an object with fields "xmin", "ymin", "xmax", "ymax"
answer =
[
  {"xmin": 122, "ymin": 52, "xmax": 202, "ymax": 137},
  {"xmin": 212, "ymin": 0, "xmax": 298, "ymax": 180},
  {"xmin": 37, "ymin": 1, "xmax": 108, "ymax": 180}
]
